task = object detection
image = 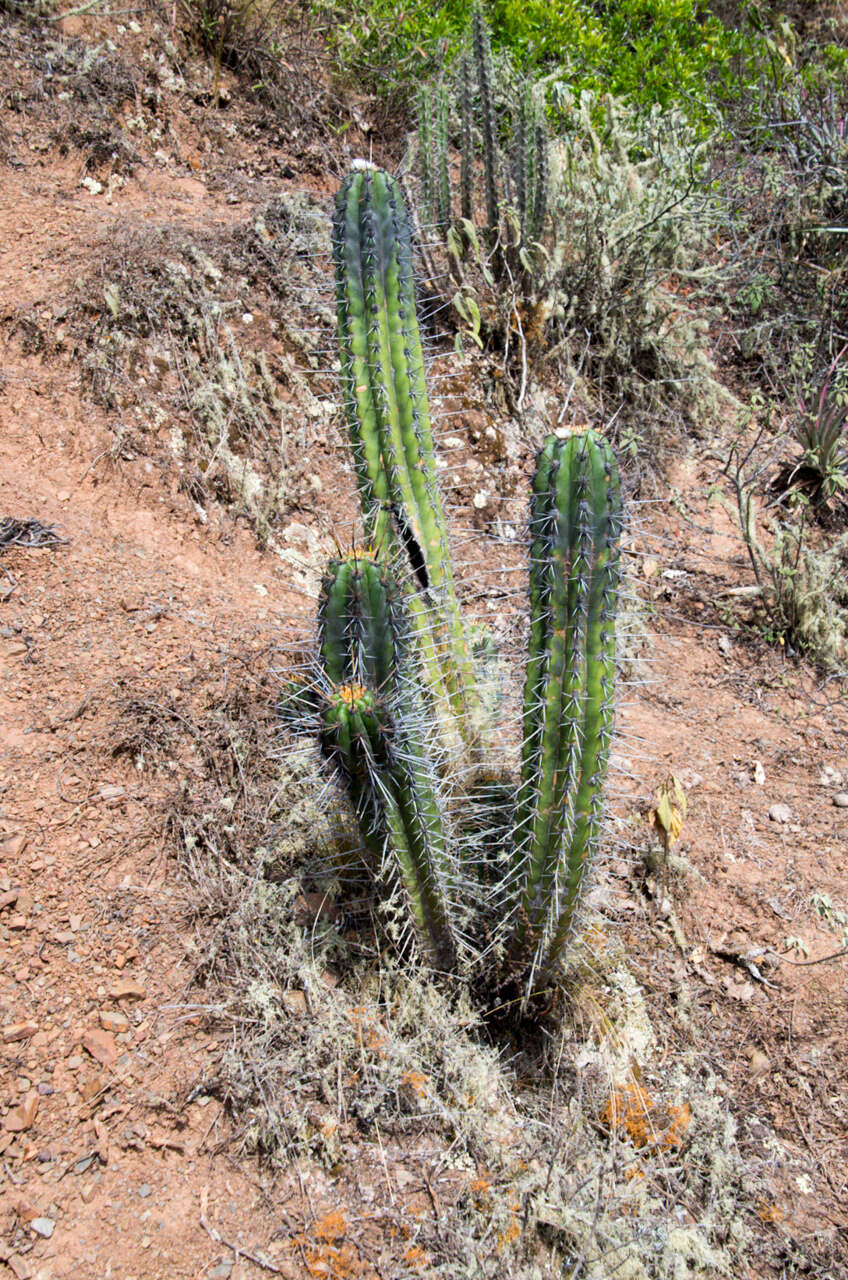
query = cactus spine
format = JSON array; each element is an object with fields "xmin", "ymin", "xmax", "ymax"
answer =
[
  {"xmin": 509, "ymin": 433, "xmax": 621, "ymax": 992},
  {"xmin": 318, "ymin": 554, "xmax": 457, "ymax": 971},
  {"xmin": 332, "ymin": 166, "xmax": 477, "ymax": 745}
]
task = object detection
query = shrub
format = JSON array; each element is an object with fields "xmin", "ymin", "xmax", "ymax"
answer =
[
  {"xmin": 413, "ymin": 16, "xmax": 724, "ymax": 444},
  {"xmin": 316, "ymin": 0, "xmax": 748, "ymax": 126}
]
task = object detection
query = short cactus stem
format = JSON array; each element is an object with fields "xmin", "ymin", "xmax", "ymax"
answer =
[
  {"xmin": 509, "ymin": 431, "xmax": 621, "ymax": 992},
  {"xmin": 332, "ymin": 166, "xmax": 478, "ymax": 747},
  {"xmin": 318, "ymin": 556, "xmax": 457, "ymax": 970}
]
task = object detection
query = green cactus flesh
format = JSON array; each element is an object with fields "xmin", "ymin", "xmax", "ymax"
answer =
[
  {"xmin": 318, "ymin": 556, "xmax": 457, "ymax": 970},
  {"xmin": 510, "ymin": 431, "xmax": 621, "ymax": 989},
  {"xmin": 332, "ymin": 167, "xmax": 476, "ymax": 744}
]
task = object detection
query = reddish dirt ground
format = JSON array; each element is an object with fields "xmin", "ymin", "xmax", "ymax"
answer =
[{"xmin": 1, "ymin": 8, "xmax": 846, "ymax": 1279}]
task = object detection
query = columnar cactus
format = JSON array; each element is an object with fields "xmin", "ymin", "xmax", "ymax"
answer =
[
  {"xmin": 291, "ymin": 170, "xmax": 624, "ymax": 1014},
  {"xmin": 471, "ymin": 4, "xmax": 499, "ymax": 244},
  {"xmin": 318, "ymin": 553, "xmax": 457, "ymax": 971},
  {"xmin": 509, "ymin": 432, "xmax": 621, "ymax": 992},
  {"xmin": 331, "ymin": 165, "xmax": 477, "ymax": 745}
]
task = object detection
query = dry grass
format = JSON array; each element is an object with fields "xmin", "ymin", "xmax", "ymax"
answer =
[{"xmin": 106, "ymin": 644, "xmax": 791, "ymax": 1278}]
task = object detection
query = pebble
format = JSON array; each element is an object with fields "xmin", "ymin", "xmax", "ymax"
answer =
[
  {"xmin": 138, "ymin": 1184, "xmax": 151, "ymax": 1199},
  {"xmin": 2, "ymin": 1021, "xmax": 38, "ymax": 1043},
  {"xmin": 833, "ymin": 793, "xmax": 848, "ymax": 808},
  {"xmin": 82, "ymin": 1028, "xmax": 118, "ymax": 1067},
  {"xmin": 768, "ymin": 804, "xmax": 792, "ymax": 824},
  {"xmin": 99, "ymin": 1011, "xmax": 129, "ymax": 1033},
  {"xmin": 31, "ymin": 1218, "xmax": 55, "ymax": 1239},
  {"xmin": 4, "ymin": 1090, "xmax": 39, "ymax": 1132}
]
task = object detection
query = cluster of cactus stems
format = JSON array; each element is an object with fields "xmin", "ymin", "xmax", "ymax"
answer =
[
  {"xmin": 417, "ymin": 6, "xmax": 549, "ymax": 278},
  {"xmin": 293, "ymin": 165, "xmax": 621, "ymax": 1008}
]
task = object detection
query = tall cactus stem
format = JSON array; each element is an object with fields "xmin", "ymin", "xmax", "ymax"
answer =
[
  {"xmin": 472, "ymin": 5, "xmax": 499, "ymax": 246},
  {"xmin": 528, "ymin": 120, "xmax": 549, "ymax": 244},
  {"xmin": 460, "ymin": 55, "xmax": 474, "ymax": 224},
  {"xmin": 435, "ymin": 86, "xmax": 451, "ymax": 234},
  {"xmin": 417, "ymin": 88, "xmax": 435, "ymax": 224},
  {"xmin": 509, "ymin": 432, "xmax": 621, "ymax": 992},
  {"xmin": 332, "ymin": 167, "xmax": 477, "ymax": 746}
]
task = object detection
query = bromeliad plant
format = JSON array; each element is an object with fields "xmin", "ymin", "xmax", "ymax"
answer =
[{"xmin": 290, "ymin": 164, "xmax": 622, "ymax": 1010}]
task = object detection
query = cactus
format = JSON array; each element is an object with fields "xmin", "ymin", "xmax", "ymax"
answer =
[
  {"xmin": 471, "ymin": 4, "xmax": 499, "ymax": 245},
  {"xmin": 412, "ymin": 6, "xmax": 551, "ymax": 352},
  {"xmin": 331, "ymin": 165, "xmax": 477, "ymax": 745},
  {"xmin": 318, "ymin": 553, "xmax": 457, "ymax": 970},
  {"xmin": 509, "ymin": 432, "xmax": 621, "ymax": 993},
  {"xmin": 460, "ymin": 55, "xmax": 474, "ymax": 224},
  {"xmin": 288, "ymin": 170, "xmax": 624, "ymax": 1011}
]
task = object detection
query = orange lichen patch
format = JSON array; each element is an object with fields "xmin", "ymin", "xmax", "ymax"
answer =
[
  {"xmin": 401, "ymin": 1244, "xmax": 430, "ymax": 1270},
  {"xmin": 757, "ymin": 1199, "xmax": 785, "ymax": 1224},
  {"xmin": 401, "ymin": 1068, "xmax": 429, "ymax": 1098},
  {"xmin": 314, "ymin": 1210, "xmax": 347, "ymax": 1243},
  {"xmin": 346, "ymin": 1006, "xmax": 389, "ymax": 1053},
  {"xmin": 601, "ymin": 1083, "xmax": 692, "ymax": 1150},
  {"xmin": 497, "ymin": 1208, "xmax": 521, "ymax": 1249},
  {"xmin": 303, "ymin": 1242, "xmax": 358, "ymax": 1278},
  {"xmin": 582, "ymin": 924, "xmax": 609, "ymax": 952},
  {"xmin": 338, "ymin": 682, "xmax": 367, "ymax": 706}
]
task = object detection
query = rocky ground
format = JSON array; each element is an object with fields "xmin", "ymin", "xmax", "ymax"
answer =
[{"xmin": 0, "ymin": 7, "xmax": 846, "ymax": 1279}]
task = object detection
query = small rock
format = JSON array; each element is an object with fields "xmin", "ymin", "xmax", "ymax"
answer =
[
  {"xmin": 0, "ymin": 834, "xmax": 26, "ymax": 858},
  {"xmin": 768, "ymin": 804, "xmax": 792, "ymax": 824},
  {"xmin": 718, "ymin": 635, "xmax": 733, "ymax": 657},
  {"xmin": 748, "ymin": 1049, "xmax": 771, "ymax": 1078},
  {"xmin": 138, "ymin": 1184, "xmax": 151, "ymax": 1199},
  {"xmin": 4, "ymin": 1090, "xmax": 39, "ymax": 1133},
  {"xmin": 99, "ymin": 1011, "xmax": 129, "ymax": 1033},
  {"xmin": 82, "ymin": 1029, "xmax": 118, "ymax": 1067},
  {"xmin": 30, "ymin": 1218, "xmax": 54, "ymax": 1239},
  {"xmin": 3, "ymin": 1022, "xmax": 38, "ymax": 1044},
  {"xmin": 833, "ymin": 793, "xmax": 848, "ymax": 808},
  {"xmin": 752, "ymin": 761, "xmax": 765, "ymax": 786},
  {"xmin": 109, "ymin": 977, "xmax": 146, "ymax": 1001}
]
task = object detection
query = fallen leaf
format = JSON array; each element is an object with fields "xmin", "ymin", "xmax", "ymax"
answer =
[{"xmin": 648, "ymin": 775, "xmax": 687, "ymax": 853}]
